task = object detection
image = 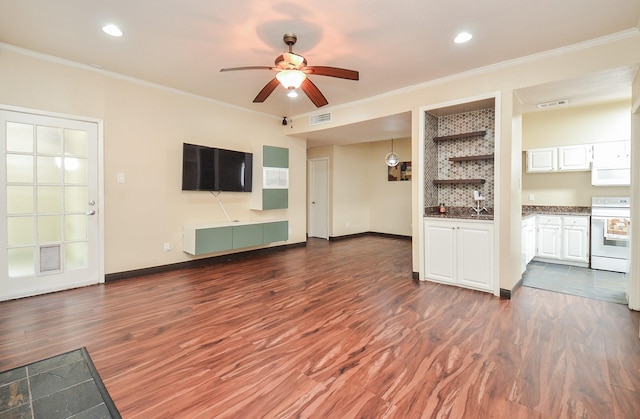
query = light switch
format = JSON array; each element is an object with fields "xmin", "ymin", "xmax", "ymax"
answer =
[
  {"xmin": 529, "ymin": 193, "xmax": 534, "ymax": 201},
  {"xmin": 117, "ymin": 172, "xmax": 126, "ymax": 183}
]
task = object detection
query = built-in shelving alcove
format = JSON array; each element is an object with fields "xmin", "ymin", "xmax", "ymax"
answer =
[{"xmin": 424, "ymin": 98, "xmax": 496, "ymax": 211}]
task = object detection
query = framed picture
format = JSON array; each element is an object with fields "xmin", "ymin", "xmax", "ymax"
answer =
[{"xmin": 388, "ymin": 161, "xmax": 412, "ymax": 181}]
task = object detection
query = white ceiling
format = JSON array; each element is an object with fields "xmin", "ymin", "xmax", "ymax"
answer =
[{"xmin": 1, "ymin": 0, "xmax": 639, "ymax": 145}]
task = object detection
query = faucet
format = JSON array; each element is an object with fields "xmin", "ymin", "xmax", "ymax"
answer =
[{"xmin": 470, "ymin": 190, "xmax": 488, "ymax": 216}]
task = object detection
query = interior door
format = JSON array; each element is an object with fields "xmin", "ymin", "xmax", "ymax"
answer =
[
  {"xmin": 308, "ymin": 158, "xmax": 329, "ymax": 239},
  {"xmin": 1, "ymin": 109, "xmax": 101, "ymax": 301}
]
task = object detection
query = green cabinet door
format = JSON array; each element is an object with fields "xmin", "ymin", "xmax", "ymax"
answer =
[
  {"xmin": 262, "ymin": 189, "xmax": 288, "ymax": 210},
  {"xmin": 232, "ymin": 224, "xmax": 264, "ymax": 249},
  {"xmin": 195, "ymin": 226, "xmax": 233, "ymax": 255},
  {"xmin": 263, "ymin": 221, "xmax": 288, "ymax": 243},
  {"xmin": 263, "ymin": 146, "xmax": 289, "ymax": 168}
]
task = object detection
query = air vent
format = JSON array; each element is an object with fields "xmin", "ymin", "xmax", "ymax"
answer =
[
  {"xmin": 40, "ymin": 245, "xmax": 61, "ymax": 273},
  {"xmin": 309, "ymin": 112, "xmax": 332, "ymax": 125},
  {"xmin": 536, "ymin": 99, "xmax": 569, "ymax": 109}
]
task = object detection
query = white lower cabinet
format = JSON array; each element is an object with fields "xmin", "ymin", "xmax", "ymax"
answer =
[
  {"xmin": 424, "ymin": 218, "xmax": 494, "ymax": 293},
  {"xmin": 536, "ymin": 215, "xmax": 562, "ymax": 259},
  {"xmin": 535, "ymin": 215, "xmax": 589, "ymax": 267},
  {"xmin": 521, "ymin": 216, "xmax": 536, "ymax": 273},
  {"xmin": 561, "ymin": 216, "xmax": 589, "ymax": 263}
]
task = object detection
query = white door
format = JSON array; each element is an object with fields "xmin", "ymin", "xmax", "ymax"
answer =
[
  {"xmin": 308, "ymin": 158, "xmax": 329, "ymax": 239},
  {"xmin": 1, "ymin": 109, "xmax": 101, "ymax": 301}
]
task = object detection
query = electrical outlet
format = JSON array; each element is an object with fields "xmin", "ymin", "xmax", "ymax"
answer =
[
  {"xmin": 529, "ymin": 194, "xmax": 535, "ymax": 201},
  {"xmin": 163, "ymin": 242, "xmax": 170, "ymax": 251}
]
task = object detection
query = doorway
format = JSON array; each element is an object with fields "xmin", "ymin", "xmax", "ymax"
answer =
[
  {"xmin": 0, "ymin": 108, "xmax": 103, "ymax": 300},
  {"xmin": 308, "ymin": 158, "xmax": 329, "ymax": 239}
]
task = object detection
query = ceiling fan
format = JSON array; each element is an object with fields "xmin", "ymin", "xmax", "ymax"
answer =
[{"xmin": 220, "ymin": 33, "xmax": 359, "ymax": 107}]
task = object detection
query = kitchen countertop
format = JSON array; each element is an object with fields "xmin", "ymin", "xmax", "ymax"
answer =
[
  {"xmin": 522, "ymin": 205, "xmax": 591, "ymax": 217},
  {"xmin": 424, "ymin": 205, "xmax": 591, "ymax": 221},
  {"xmin": 424, "ymin": 206, "xmax": 494, "ymax": 220}
]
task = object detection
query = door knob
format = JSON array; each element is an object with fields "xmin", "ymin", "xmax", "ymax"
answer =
[{"xmin": 86, "ymin": 210, "xmax": 96, "ymax": 216}]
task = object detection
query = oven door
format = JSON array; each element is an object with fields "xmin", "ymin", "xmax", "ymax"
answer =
[{"xmin": 591, "ymin": 216, "xmax": 630, "ymax": 259}]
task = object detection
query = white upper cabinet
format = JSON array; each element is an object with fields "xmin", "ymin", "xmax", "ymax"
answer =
[
  {"xmin": 527, "ymin": 145, "xmax": 592, "ymax": 173},
  {"xmin": 558, "ymin": 144, "xmax": 592, "ymax": 171},
  {"xmin": 526, "ymin": 147, "xmax": 557, "ymax": 172},
  {"xmin": 592, "ymin": 140, "xmax": 630, "ymax": 168}
]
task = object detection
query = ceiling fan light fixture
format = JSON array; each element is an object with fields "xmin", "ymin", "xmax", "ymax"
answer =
[
  {"xmin": 287, "ymin": 87, "xmax": 299, "ymax": 98},
  {"xmin": 283, "ymin": 52, "xmax": 305, "ymax": 68},
  {"xmin": 277, "ymin": 70, "xmax": 306, "ymax": 89}
]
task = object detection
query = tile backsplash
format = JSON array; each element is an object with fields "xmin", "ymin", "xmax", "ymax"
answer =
[{"xmin": 424, "ymin": 107, "xmax": 495, "ymax": 209}]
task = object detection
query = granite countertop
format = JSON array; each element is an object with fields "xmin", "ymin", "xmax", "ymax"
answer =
[
  {"xmin": 522, "ymin": 205, "xmax": 591, "ymax": 217},
  {"xmin": 424, "ymin": 205, "xmax": 591, "ymax": 221},
  {"xmin": 424, "ymin": 206, "xmax": 494, "ymax": 220}
]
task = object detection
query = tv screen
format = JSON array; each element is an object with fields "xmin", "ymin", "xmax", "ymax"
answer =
[{"xmin": 182, "ymin": 143, "xmax": 253, "ymax": 192}]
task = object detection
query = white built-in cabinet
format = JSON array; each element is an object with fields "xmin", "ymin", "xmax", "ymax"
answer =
[
  {"xmin": 526, "ymin": 147, "xmax": 557, "ymax": 172},
  {"xmin": 424, "ymin": 218, "xmax": 494, "ymax": 293},
  {"xmin": 521, "ymin": 215, "xmax": 536, "ymax": 273},
  {"xmin": 536, "ymin": 215, "xmax": 562, "ymax": 259},
  {"xmin": 526, "ymin": 145, "xmax": 592, "ymax": 173},
  {"xmin": 534, "ymin": 215, "xmax": 589, "ymax": 267},
  {"xmin": 558, "ymin": 145, "xmax": 592, "ymax": 171},
  {"xmin": 561, "ymin": 216, "xmax": 590, "ymax": 263}
]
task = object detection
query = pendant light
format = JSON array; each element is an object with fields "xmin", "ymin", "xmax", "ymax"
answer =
[{"xmin": 385, "ymin": 138, "xmax": 399, "ymax": 167}]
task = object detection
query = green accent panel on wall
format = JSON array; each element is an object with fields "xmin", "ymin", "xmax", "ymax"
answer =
[
  {"xmin": 263, "ymin": 221, "xmax": 288, "ymax": 242},
  {"xmin": 232, "ymin": 224, "xmax": 264, "ymax": 249},
  {"xmin": 263, "ymin": 146, "xmax": 289, "ymax": 168},
  {"xmin": 263, "ymin": 189, "xmax": 288, "ymax": 210},
  {"xmin": 195, "ymin": 226, "xmax": 232, "ymax": 255}
]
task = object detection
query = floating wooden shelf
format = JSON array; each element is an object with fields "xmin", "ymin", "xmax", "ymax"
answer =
[
  {"xmin": 433, "ymin": 179, "xmax": 486, "ymax": 185},
  {"xmin": 449, "ymin": 154, "xmax": 494, "ymax": 162},
  {"xmin": 433, "ymin": 130, "xmax": 487, "ymax": 142}
]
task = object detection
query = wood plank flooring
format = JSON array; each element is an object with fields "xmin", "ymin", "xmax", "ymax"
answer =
[{"xmin": 1, "ymin": 236, "xmax": 639, "ymax": 418}]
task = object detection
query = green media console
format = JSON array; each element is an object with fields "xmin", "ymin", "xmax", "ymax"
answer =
[{"xmin": 183, "ymin": 220, "xmax": 288, "ymax": 256}]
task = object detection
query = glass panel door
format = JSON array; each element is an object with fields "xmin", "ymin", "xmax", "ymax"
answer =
[{"xmin": 1, "ymin": 109, "xmax": 100, "ymax": 300}]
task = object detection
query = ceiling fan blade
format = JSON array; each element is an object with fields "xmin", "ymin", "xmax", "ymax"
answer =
[
  {"xmin": 300, "ymin": 78, "xmax": 328, "ymax": 107},
  {"xmin": 253, "ymin": 78, "xmax": 281, "ymax": 103},
  {"xmin": 305, "ymin": 66, "xmax": 359, "ymax": 80},
  {"xmin": 220, "ymin": 66, "xmax": 274, "ymax": 72}
]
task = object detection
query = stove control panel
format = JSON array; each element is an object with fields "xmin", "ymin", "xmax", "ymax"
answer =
[{"xmin": 592, "ymin": 197, "xmax": 630, "ymax": 207}]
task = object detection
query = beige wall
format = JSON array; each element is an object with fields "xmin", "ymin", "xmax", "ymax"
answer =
[
  {"xmin": 0, "ymin": 48, "xmax": 307, "ymax": 275},
  {"xmin": 522, "ymin": 100, "xmax": 631, "ymax": 206},
  {"xmin": 307, "ymin": 138, "xmax": 412, "ymax": 237},
  {"xmin": 332, "ymin": 143, "xmax": 371, "ymax": 236},
  {"xmin": 368, "ymin": 139, "xmax": 412, "ymax": 236}
]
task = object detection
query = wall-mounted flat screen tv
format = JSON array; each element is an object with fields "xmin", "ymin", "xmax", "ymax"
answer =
[{"xmin": 182, "ymin": 143, "xmax": 253, "ymax": 192}]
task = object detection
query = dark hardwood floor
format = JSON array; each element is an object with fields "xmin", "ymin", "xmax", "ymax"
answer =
[{"xmin": 1, "ymin": 236, "xmax": 639, "ymax": 418}]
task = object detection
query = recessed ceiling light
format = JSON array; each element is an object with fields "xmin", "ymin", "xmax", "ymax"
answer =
[
  {"xmin": 454, "ymin": 32, "xmax": 472, "ymax": 44},
  {"xmin": 102, "ymin": 24, "xmax": 123, "ymax": 37}
]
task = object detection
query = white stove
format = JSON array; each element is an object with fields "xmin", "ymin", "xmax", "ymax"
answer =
[{"xmin": 591, "ymin": 197, "xmax": 630, "ymax": 273}]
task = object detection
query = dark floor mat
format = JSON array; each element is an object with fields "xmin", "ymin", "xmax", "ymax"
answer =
[{"xmin": 0, "ymin": 347, "xmax": 120, "ymax": 419}]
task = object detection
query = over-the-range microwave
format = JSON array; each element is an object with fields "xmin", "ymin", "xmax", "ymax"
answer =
[{"xmin": 591, "ymin": 167, "xmax": 630, "ymax": 186}]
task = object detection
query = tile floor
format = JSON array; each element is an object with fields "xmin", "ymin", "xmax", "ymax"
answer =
[
  {"xmin": 522, "ymin": 260, "xmax": 628, "ymax": 304},
  {"xmin": 0, "ymin": 348, "xmax": 120, "ymax": 419}
]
